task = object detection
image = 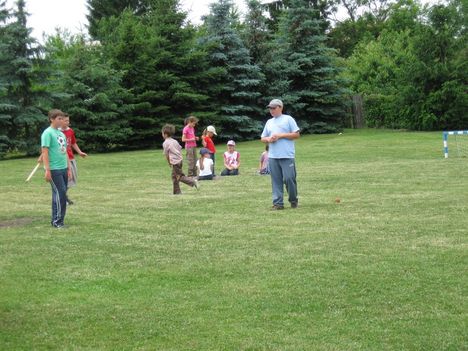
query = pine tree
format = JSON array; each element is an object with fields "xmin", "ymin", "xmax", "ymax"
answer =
[
  {"xmin": 199, "ymin": 0, "xmax": 264, "ymax": 140},
  {"xmin": 0, "ymin": 0, "xmax": 47, "ymax": 156},
  {"xmin": 44, "ymin": 33, "xmax": 134, "ymax": 152},
  {"xmin": 265, "ymin": 0, "xmax": 348, "ymax": 132},
  {"xmin": 98, "ymin": 0, "xmax": 211, "ymax": 148},
  {"xmin": 242, "ymin": 0, "xmax": 271, "ymax": 66},
  {"xmin": 86, "ymin": 0, "xmax": 151, "ymax": 39},
  {"xmin": 0, "ymin": 0, "xmax": 11, "ymax": 157}
]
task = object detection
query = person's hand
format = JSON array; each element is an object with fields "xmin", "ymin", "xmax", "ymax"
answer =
[
  {"xmin": 79, "ymin": 151, "xmax": 87, "ymax": 158},
  {"xmin": 270, "ymin": 134, "xmax": 281, "ymax": 142},
  {"xmin": 68, "ymin": 169, "xmax": 72, "ymax": 180},
  {"xmin": 195, "ymin": 136, "xmax": 199, "ymax": 141},
  {"xmin": 45, "ymin": 169, "xmax": 51, "ymax": 182}
]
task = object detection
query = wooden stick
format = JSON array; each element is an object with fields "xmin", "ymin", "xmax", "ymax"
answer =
[{"xmin": 25, "ymin": 163, "xmax": 41, "ymax": 182}]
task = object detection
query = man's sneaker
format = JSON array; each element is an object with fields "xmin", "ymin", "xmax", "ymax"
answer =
[
  {"xmin": 66, "ymin": 197, "xmax": 74, "ymax": 205},
  {"xmin": 52, "ymin": 224, "xmax": 65, "ymax": 229},
  {"xmin": 193, "ymin": 179, "xmax": 199, "ymax": 190},
  {"xmin": 291, "ymin": 201, "xmax": 298, "ymax": 209},
  {"xmin": 271, "ymin": 205, "xmax": 284, "ymax": 210}
]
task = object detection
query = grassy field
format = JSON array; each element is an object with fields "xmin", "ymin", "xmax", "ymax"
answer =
[{"xmin": 0, "ymin": 129, "xmax": 467, "ymax": 350}]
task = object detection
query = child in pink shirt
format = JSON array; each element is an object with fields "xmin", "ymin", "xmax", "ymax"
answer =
[{"xmin": 182, "ymin": 116, "xmax": 199, "ymax": 177}]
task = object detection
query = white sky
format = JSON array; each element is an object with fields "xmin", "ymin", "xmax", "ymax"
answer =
[
  {"xmin": 4, "ymin": 0, "xmax": 251, "ymax": 41},
  {"xmin": 5, "ymin": 0, "xmax": 439, "ymax": 42}
]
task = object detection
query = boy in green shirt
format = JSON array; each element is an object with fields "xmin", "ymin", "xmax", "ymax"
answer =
[{"xmin": 41, "ymin": 109, "xmax": 71, "ymax": 228}]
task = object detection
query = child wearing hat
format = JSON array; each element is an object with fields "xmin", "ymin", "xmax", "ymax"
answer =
[
  {"xmin": 202, "ymin": 125, "xmax": 217, "ymax": 175},
  {"xmin": 221, "ymin": 140, "xmax": 240, "ymax": 176},
  {"xmin": 196, "ymin": 148, "xmax": 214, "ymax": 180}
]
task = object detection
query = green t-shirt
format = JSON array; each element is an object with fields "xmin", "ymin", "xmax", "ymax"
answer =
[{"xmin": 41, "ymin": 127, "xmax": 68, "ymax": 170}]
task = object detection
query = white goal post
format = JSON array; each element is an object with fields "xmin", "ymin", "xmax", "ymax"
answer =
[{"xmin": 443, "ymin": 131, "xmax": 468, "ymax": 158}]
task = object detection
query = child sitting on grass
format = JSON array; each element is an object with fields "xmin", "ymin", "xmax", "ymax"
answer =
[
  {"xmin": 221, "ymin": 140, "xmax": 240, "ymax": 176},
  {"xmin": 196, "ymin": 148, "xmax": 214, "ymax": 180},
  {"xmin": 258, "ymin": 144, "xmax": 270, "ymax": 175}
]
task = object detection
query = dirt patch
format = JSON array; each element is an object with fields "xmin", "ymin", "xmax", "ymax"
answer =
[{"xmin": 0, "ymin": 217, "xmax": 35, "ymax": 228}]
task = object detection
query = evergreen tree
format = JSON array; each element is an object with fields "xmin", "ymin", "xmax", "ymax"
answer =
[
  {"xmin": 0, "ymin": 0, "xmax": 47, "ymax": 156},
  {"xmin": 0, "ymin": 0, "xmax": 11, "ymax": 157},
  {"xmin": 86, "ymin": 0, "xmax": 151, "ymax": 39},
  {"xmin": 44, "ymin": 33, "xmax": 134, "ymax": 152},
  {"xmin": 199, "ymin": 0, "xmax": 264, "ymax": 140},
  {"xmin": 242, "ymin": 0, "xmax": 271, "ymax": 66},
  {"xmin": 98, "ymin": 0, "xmax": 211, "ymax": 148},
  {"xmin": 265, "ymin": 0, "xmax": 348, "ymax": 132}
]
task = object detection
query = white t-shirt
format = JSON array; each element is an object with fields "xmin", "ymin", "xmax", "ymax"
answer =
[{"xmin": 196, "ymin": 158, "xmax": 213, "ymax": 176}]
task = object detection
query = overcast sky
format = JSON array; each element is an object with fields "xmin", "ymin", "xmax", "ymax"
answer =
[
  {"xmin": 4, "ymin": 0, "xmax": 250, "ymax": 41},
  {"xmin": 6, "ymin": 0, "xmax": 439, "ymax": 42}
]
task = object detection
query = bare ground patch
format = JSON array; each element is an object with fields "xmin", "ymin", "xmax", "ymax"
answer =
[{"xmin": 0, "ymin": 217, "xmax": 35, "ymax": 228}]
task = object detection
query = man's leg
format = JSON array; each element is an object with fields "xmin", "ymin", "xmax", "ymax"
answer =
[
  {"xmin": 268, "ymin": 158, "xmax": 284, "ymax": 207},
  {"xmin": 281, "ymin": 158, "xmax": 298, "ymax": 206}
]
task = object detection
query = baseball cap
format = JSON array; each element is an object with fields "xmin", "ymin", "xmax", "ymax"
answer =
[
  {"xmin": 200, "ymin": 148, "xmax": 210, "ymax": 155},
  {"xmin": 267, "ymin": 99, "xmax": 283, "ymax": 108},
  {"xmin": 207, "ymin": 125, "xmax": 217, "ymax": 135},
  {"xmin": 227, "ymin": 140, "xmax": 236, "ymax": 146}
]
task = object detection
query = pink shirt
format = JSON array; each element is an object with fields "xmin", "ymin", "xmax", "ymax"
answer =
[
  {"xmin": 224, "ymin": 151, "xmax": 240, "ymax": 167},
  {"xmin": 182, "ymin": 125, "xmax": 196, "ymax": 149}
]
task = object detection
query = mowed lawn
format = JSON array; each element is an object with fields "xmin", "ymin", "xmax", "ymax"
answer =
[{"xmin": 0, "ymin": 129, "xmax": 466, "ymax": 350}]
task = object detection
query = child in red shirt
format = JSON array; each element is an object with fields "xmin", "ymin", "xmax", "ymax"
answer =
[
  {"xmin": 61, "ymin": 114, "xmax": 87, "ymax": 204},
  {"xmin": 202, "ymin": 125, "xmax": 217, "ymax": 176}
]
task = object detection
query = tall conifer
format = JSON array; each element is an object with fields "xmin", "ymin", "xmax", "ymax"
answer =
[{"xmin": 200, "ymin": 0, "xmax": 264, "ymax": 140}]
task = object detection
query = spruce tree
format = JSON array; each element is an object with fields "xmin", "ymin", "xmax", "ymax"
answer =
[
  {"xmin": 199, "ymin": 0, "xmax": 264, "ymax": 140},
  {"xmin": 86, "ymin": 0, "xmax": 151, "ymax": 39},
  {"xmin": 0, "ymin": 0, "xmax": 11, "ymax": 157},
  {"xmin": 0, "ymin": 0, "xmax": 46, "ymax": 156},
  {"xmin": 44, "ymin": 33, "xmax": 134, "ymax": 152},
  {"xmin": 98, "ymin": 1, "xmax": 211, "ymax": 148},
  {"xmin": 265, "ymin": 0, "xmax": 348, "ymax": 132}
]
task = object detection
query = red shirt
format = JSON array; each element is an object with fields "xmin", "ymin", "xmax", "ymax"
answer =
[
  {"xmin": 203, "ymin": 136, "xmax": 216, "ymax": 153},
  {"xmin": 62, "ymin": 128, "xmax": 76, "ymax": 160}
]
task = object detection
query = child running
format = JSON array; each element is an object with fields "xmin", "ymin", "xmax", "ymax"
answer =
[
  {"xmin": 202, "ymin": 125, "xmax": 217, "ymax": 175},
  {"xmin": 162, "ymin": 124, "xmax": 198, "ymax": 194},
  {"xmin": 196, "ymin": 148, "xmax": 214, "ymax": 180},
  {"xmin": 182, "ymin": 116, "xmax": 199, "ymax": 177},
  {"xmin": 221, "ymin": 140, "xmax": 240, "ymax": 176},
  {"xmin": 61, "ymin": 113, "xmax": 87, "ymax": 204}
]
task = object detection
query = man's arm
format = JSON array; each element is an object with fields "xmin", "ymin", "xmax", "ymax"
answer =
[{"xmin": 41, "ymin": 147, "xmax": 51, "ymax": 182}]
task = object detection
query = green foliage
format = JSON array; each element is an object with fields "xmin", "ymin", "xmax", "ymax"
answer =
[
  {"xmin": 44, "ymin": 33, "xmax": 134, "ymax": 152},
  {"xmin": 198, "ymin": 0, "xmax": 264, "ymax": 140},
  {"xmin": 86, "ymin": 0, "xmax": 151, "ymax": 39},
  {"xmin": 0, "ymin": 0, "xmax": 49, "ymax": 158},
  {"xmin": 264, "ymin": 0, "xmax": 348, "ymax": 131},
  {"xmin": 345, "ymin": 0, "xmax": 467, "ymax": 130},
  {"xmin": 98, "ymin": 2, "xmax": 211, "ymax": 148}
]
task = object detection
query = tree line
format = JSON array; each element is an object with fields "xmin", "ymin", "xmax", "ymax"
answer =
[{"xmin": 0, "ymin": 0, "xmax": 466, "ymax": 158}]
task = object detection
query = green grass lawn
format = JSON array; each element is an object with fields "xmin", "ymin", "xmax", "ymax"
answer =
[{"xmin": 1, "ymin": 129, "xmax": 467, "ymax": 350}]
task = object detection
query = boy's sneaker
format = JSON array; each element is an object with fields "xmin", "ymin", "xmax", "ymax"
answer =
[
  {"xmin": 291, "ymin": 201, "xmax": 298, "ymax": 209},
  {"xmin": 52, "ymin": 224, "xmax": 65, "ymax": 229},
  {"xmin": 193, "ymin": 179, "xmax": 199, "ymax": 190},
  {"xmin": 271, "ymin": 205, "xmax": 284, "ymax": 210},
  {"xmin": 66, "ymin": 197, "xmax": 74, "ymax": 205}
]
